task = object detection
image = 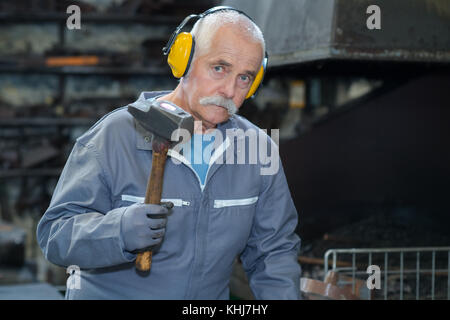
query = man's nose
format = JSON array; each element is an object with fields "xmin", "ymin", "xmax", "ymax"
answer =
[{"xmin": 218, "ymin": 77, "xmax": 236, "ymax": 99}]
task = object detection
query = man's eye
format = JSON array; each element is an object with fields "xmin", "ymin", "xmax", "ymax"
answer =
[
  {"xmin": 213, "ymin": 66, "xmax": 224, "ymax": 73},
  {"xmin": 240, "ymin": 75, "xmax": 250, "ymax": 82},
  {"xmin": 237, "ymin": 75, "xmax": 251, "ymax": 88}
]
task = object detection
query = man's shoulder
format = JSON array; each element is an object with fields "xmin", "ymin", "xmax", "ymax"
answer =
[
  {"xmin": 231, "ymin": 114, "xmax": 261, "ymax": 131},
  {"xmin": 75, "ymin": 91, "xmax": 168, "ymax": 147},
  {"xmin": 231, "ymin": 114, "xmax": 274, "ymax": 142},
  {"xmin": 76, "ymin": 106, "xmax": 133, "ymax": 147}
]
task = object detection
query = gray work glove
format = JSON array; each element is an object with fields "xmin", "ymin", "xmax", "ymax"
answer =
[{"xmin": 120, "ymin": 202, "xmax": 173, "ymax": 253}]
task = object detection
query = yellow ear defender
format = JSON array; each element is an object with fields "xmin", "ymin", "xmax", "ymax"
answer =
[
  {"xmin": 245, "ymin": 55, "xmax": 267, "ymax": 99},
  {"xmin": 166, "ymin": 32, "xmax": 195, "ymax": 79},
  {"xmin": 162, "ymin": 6, "xmax": 268, "ymax": 99}
]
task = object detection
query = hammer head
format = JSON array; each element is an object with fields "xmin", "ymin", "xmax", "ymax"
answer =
[{"xmin": 128, "ymin": 99, "xmax": 194, "ymax": 144}]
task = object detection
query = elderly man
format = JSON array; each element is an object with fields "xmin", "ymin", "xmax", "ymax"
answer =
[{"xmin": 37, "ymin": 6, "xmax": 301, "ymax": 300}]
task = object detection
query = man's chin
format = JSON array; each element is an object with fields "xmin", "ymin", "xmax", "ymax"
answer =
[{"xmin": 204, "ymin": 113, "xmax": 231, "ymax": 127}]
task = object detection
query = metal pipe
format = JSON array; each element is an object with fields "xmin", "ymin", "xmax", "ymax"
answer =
[
  {"xmin": 323, "ymin": 249, "xmax": 331, "ymax": 277},
  {"xmin": 400, "ymin": 251, "xmax": 404, "ymax": 300},
  {"xmin": 431, "ymin": 251, "xmax": 436, "ymax": 300},
  {"xmin": 384, "ymin": 252, "xmax": 388, "ymax": 300},
  {"xmin": 447, "ymin": 251, "xmax": 450, "ymax": 300},
  {"xmin": 416, "ymin": 252, "xmax": 420, "ymax": 300},
  {"xmin": 352, "ymin": 252, "xmax": 356, "ymax": 294},
  {"xmin": 333, "ymin": 251, "xmax": 337, "ymax": 271},
  {"xmin": 333, "ymin": 268, "xmax": 447, "ymax": 276},
  {"xmin": 368, "ymin": 252, "xmax": 372, "ymax": 301},
  {"xmin": 324, "ymin": 247, "xmax": 450, "ymax": 254}
]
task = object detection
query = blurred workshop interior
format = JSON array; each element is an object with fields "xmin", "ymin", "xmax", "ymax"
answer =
[{"xmin": 0, "ymin": 0, "xmax": 450, "ymax": 300}]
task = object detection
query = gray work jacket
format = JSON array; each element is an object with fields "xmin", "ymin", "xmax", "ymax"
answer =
[{"xmin": 36, "ymin": 91, "xmax": 301, "ymax": 299}]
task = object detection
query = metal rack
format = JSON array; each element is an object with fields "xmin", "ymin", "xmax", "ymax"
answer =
[{"xmin": 324, "ymin": 247, "xmax": 450, "ymax": 300}]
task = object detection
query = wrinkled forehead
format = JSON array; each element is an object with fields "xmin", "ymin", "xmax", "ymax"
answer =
[{"xmin": 208, "ymin": 25, "xmax": 264, "ymax": 69}]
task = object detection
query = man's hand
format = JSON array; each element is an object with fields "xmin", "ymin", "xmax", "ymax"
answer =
[{"xmin": 120, "ymin": 202, "xmax": 173, "ymax": 253}]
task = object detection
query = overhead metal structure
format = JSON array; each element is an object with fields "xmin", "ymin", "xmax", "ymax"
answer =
[{"xmin": 224, "ymin": 0, "xmax": 450, "ymax": 67}]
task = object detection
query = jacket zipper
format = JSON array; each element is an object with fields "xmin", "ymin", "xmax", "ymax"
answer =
[{"xmin": 121, "ymin": 195, "xmax": 190, "ymax": 207}]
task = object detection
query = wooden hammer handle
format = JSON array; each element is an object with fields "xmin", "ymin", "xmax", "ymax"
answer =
[{"xmin": 135, "ymin": 146, "xmax": 169, "ymax": 272}]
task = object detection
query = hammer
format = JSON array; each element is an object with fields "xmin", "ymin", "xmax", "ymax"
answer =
[{"xmin": 128, "ymin": 99, "xmax": 194, "ymax": 272}]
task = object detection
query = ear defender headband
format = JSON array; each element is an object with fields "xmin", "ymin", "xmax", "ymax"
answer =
[{"xmin": 162, "ymin": 6, "xmax": 268, "ymax": 99}]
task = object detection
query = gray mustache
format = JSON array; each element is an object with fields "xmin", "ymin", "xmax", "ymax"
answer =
[{"xmin": 199, "ymin": 96, "xmax": 237, "ymax": 116}]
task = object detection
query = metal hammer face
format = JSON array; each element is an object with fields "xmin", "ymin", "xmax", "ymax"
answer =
[{"xmin": 128, "ymin": 99, "xmax": 194, "ymax": 145}]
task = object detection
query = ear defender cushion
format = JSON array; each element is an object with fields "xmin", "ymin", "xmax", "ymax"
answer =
[
  {"xmin": 246, "ymin": 64, "xmax": 265, "ymax": 99},
  {"xmin": 167, "ymin": 32, "xmax": 194, "ymax": 78}
]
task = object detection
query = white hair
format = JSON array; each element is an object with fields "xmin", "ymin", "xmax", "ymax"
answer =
[{"xmin": 186, "ymin": 10, "xmax": 265, "ymax": 77}]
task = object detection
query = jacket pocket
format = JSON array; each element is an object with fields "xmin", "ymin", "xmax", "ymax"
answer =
[
  {"xmin": 121, "ymin": 194, "xmax": 190, "ymax": 207},
  {"xmin": 213, "ymin": 196, "xmax": 258, "ymax": 209},
  {"xmin": 205, "ymin": 196, "xmax": 258, "ymax": 270}
]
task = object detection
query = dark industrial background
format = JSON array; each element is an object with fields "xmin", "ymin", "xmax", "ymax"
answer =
[{"xmin": 0, "ymin": 0, "xmax": 449, "ymax": 299}]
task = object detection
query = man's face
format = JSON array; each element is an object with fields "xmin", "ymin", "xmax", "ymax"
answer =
[{"xmin": 181, "ymin": 25, "xmax": 263, "ymax": 130}]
